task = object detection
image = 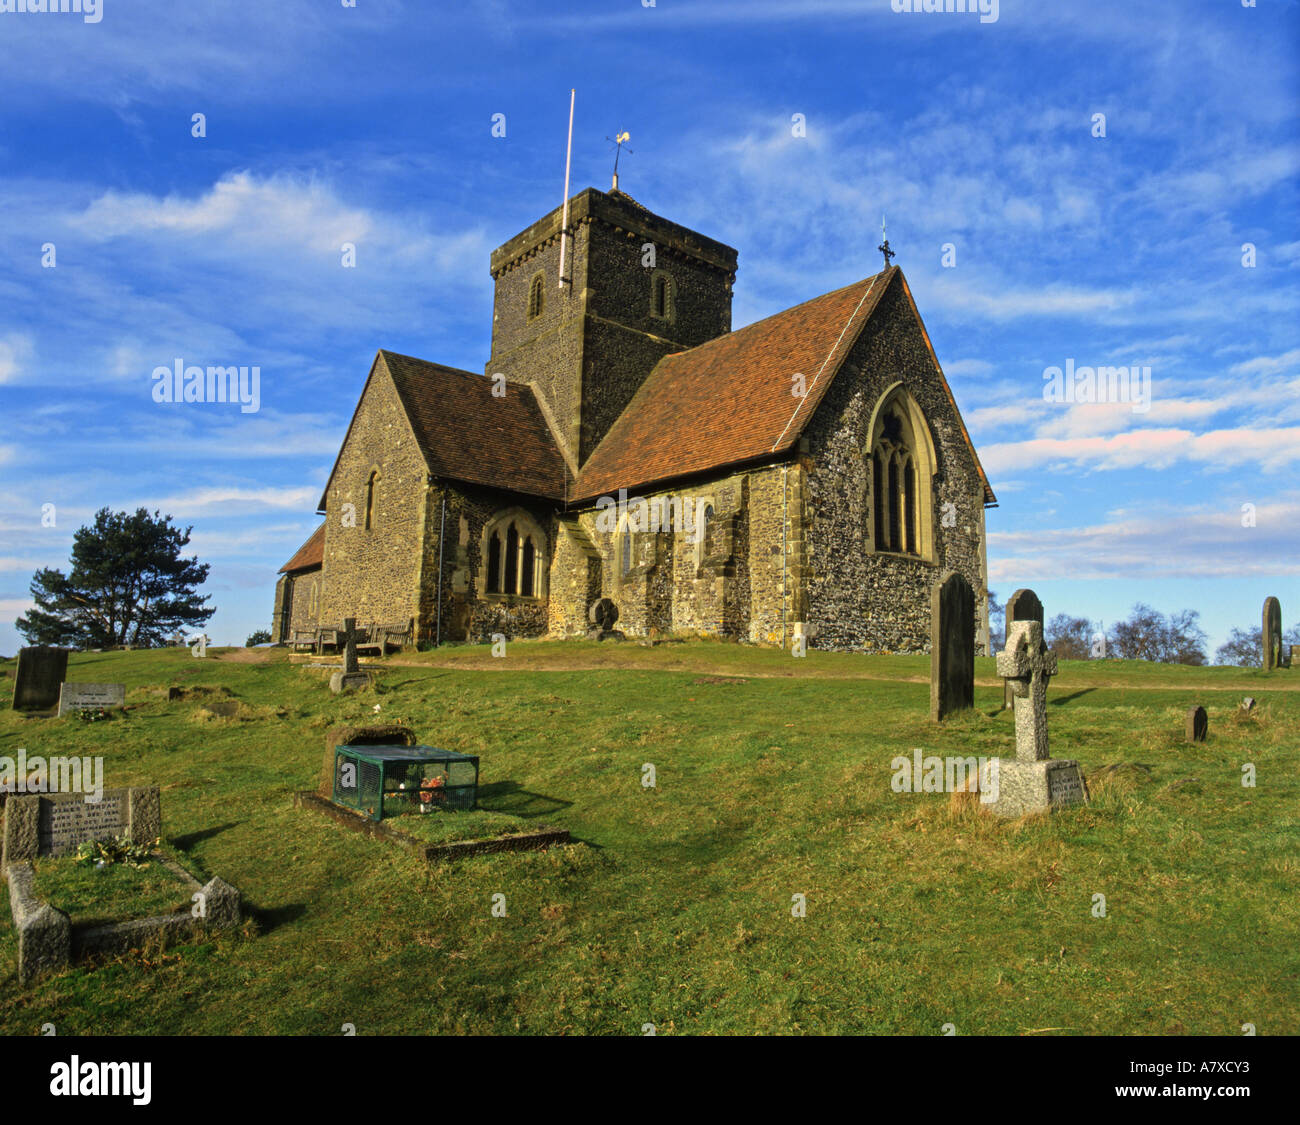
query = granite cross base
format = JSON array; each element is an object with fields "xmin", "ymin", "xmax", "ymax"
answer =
[
  {"xmin": 329, "ymin": 670, "xmax": 371, "ymax": 694},
  {"xmin": 991, "ymin": 757, "xmax": 1088, "ymax": 818}
]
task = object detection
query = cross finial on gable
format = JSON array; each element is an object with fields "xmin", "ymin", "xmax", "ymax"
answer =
[{"xmin": 878, "ymin": 213, "xmax": 896, "ymax": 269}]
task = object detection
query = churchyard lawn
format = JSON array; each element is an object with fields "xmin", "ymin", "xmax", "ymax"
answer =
[{"xmin": 0, "ymin": 642, "xmax": 1295, "ymax": 1035}]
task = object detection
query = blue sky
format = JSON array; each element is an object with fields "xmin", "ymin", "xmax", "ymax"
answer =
[{"xmin": 0, "ymin": 0, "xmax": 1297, "ymax": 656}]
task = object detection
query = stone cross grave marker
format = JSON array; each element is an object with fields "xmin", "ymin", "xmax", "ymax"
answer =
[
  {"xmin": 930, "ymin": 572, "xmax": 975, "ymax": 722},
  {"xmin": 1262, "ymin": 597, "xmax": 1283, "ymax": 670},
  {"xmin": 329, "ymin": 617, "xmax": 371, "ymax": 694},
  {"xmin": 11, "ymin": 647, "xmax": 69, "ymax": 713},
  {"xmin": 1002, "ymin": 588, "xmax": 1044, "ymax": 710},
  {"xmin": 998, "ymin": 618, "xmax": 1057, "ymax": 762},
  {"xmin": 991, "ymin": 619, "xmax": 1086, "ymax": 817},
  {"xmin": 1185, "ymin": 705, "xmax": 1207, "ymax": 743},
  {"xmin": 57, "ymin": 682, "xmax": 126, "ymax": 718}
]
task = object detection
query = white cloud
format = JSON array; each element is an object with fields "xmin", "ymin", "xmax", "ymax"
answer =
[
  {"xmin": 982, "ymin": 425, "xmax": 1300, "ymax": 475},
  {"xmin": 989, "ymin": 497, "xmax": 1300, "ymax": 582},
  {"xmin": 0, "ymin": 334, "xmax": 33, "ymax": 383}
]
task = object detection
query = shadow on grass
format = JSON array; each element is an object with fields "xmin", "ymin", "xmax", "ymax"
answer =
[
  {"xmin": 1051, "ymin": 688, "xmax": 1098, "ymax": 706},
  {"xmin": 170, "ymin": 823, "xmax": 242, "ymax": 850},
  {"xmin": 246, "ymin": 901, "xmax": 308, "ymax": 935},
  {"xmin": 477, "ymin": 781, "xmax": 572, "ymax": 820}
]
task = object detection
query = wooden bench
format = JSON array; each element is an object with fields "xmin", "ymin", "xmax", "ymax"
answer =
[{"xmin": 356, "ymin": 619, "xmax": 413, "ymax": 655}]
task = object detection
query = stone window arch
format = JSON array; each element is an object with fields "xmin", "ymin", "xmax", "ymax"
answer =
[
  {"xmin": 650, "ymin": 270, "xmax": 675, "ymax": 322},
  {"xmin": 482, "ymin": 508, "xmax": 548, "ymax": 598},
  {"xmin": 364, "ymin": 468, "xmax": 380, "ymax": 531},
  {"xmin": 695, "ymin": 497, "xmax": 715, "ymax": 573},
  {"xmin": 866, "ymin": 386, "xmax": 936, "ymax": 560},
  {"xmin": 527, "ymin": 272, "xmax": 545, "ymax": 321}
]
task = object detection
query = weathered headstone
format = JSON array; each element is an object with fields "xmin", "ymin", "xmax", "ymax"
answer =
[
  {"xmin": 587, "ymin": 598, "xmax": 625, "ymax": 642},
  {"xmin": 1002, "ymin": 588, "xmax": 1044, "ymax": 710},
  {"xmin": 329, "ymin": 617, "xmax": 371, "ymax": 693},
  {"xmin": 1185, "ymin": 705, "xmax": 1207, "ymax": 743},
  {"xmin": 930, "ymin": 572, "xmax": 975, "ymax": 722},
  {"xmin": 11, "ymin": 647, "xmax": 69, "ymax": 712},
  {"xmin": 2, "ymin": 786, "xmax": 161, "ymax": 868},
  {"xmin": 1262, "ymin": 597, "xmax": 1283, "ymax": 670},
  {"xmin": 57, "ymin": 682, "xmax": 126, "ymax": 717},
  {"xmin": 991, "ymin": 620, "xmax": 1087, "ymax": 817}
]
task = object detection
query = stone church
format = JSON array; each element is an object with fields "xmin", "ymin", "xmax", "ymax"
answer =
[{"xmin": 271, "ymin": 185, "xmax": 995, "ymax": 652}]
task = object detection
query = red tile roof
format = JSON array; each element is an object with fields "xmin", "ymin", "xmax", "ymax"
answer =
[
  {"xmin": 279, "ymin": 523, "xmax": 325, "ymax": 573},
  {"xmin": 381, "ymin": 352, "xmax": 569, "ymax": 500},
  {"xmin": 573, "ymin": 269, "xmax": 895, "ymax": 500}
]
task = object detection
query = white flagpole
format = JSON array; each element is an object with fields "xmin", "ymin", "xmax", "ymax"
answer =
[{"xmin": 559, "ymin": 88, "xmax": 575, "ymax": 288}]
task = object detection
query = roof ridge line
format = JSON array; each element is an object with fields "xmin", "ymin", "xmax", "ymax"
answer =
[{"xmin": 768, "ymin": 271, "xmax": 885, "ymax": 453}]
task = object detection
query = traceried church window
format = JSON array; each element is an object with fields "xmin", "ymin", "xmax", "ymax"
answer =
[
  {"xmin": 869, "ymin": 392, "xmax": 934, "ymax": 559},
  {"xmin": 527, "ymin": 273, "xmax": 545, "ymax": 321},
  {"xmin": 484, "ymin": 511, "xmax": 547, "ymax": 598}
]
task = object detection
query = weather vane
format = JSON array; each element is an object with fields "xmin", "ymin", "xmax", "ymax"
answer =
[
  {"xmin": 606, "ymin": 131, "xmax": 632, "ymax": 191},
  {"xmin": 878, "ymin": 213, "xmax": 896, "ymax": 269}
]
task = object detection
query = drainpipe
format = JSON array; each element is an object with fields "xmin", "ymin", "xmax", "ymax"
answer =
[
  {"xmin": 781, "ymin": 464, "xmax": 788, "ymax": 649},
  {"xmin": 435, "ymin": 494, "xmax": 446, "ymax": 647}
]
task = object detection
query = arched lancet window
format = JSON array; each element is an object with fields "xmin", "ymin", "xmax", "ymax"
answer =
[
  {"xmin": 527, "ymin": 273, "xmax": 545, "ymax": 321},
  {"xmin": 482, "ymin": 510, "xmax": 548, "ymax": 598},
  {"xmin": 868, "ymin": 389, "xmax": 935, "ymax": 560},
  {"xmin": 651, "ymin": 271, "xmax": 675, "ymax": 320},
  {"xmin": 696, "ymin": 502, "xmax": 714, "ymax": 570},
  {"xmin": 364, "ymin": 470, "xmax": 379, "ymax": 531},
  {"xmin": 486, "ymin": 531, "xmax": 503, "ymax": 594}
]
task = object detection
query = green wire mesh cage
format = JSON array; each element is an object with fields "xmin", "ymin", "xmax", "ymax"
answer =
[{"xmin": 332, "ymin": 744, "xmax": 479, "ymax": 821}]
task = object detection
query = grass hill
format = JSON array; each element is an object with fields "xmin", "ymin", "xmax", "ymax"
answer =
[{"xmin": 1, "ymin": 642, "xmax": 1296, "ymax": 1035}]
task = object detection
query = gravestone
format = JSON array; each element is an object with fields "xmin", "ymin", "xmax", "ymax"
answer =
[
  {"xmin": 1262, "ymin": 597, "xmax": 1283, "ymax": 670},
  {"xmin": 1002, "ymin": 589, "xmax": 1044, "ymax": 710},
  {"xmin": 587, "ymin": 598, "xmax": 625, "ymax": 642},
  {"xmin": 11, "ymin": 647, "xmax": 69, "ymax": 712},
  {"xmin": 930, "ymin": 573, "xmax": 975, "ymax": 722},
  {"xmin": 991, "ymin": 620, "xmax": 1087, "ymax": 817},
  {"xmin": 2, "ymin": 786, "xmax": 161, "ymax": 868},
  {"xmin": 1185, "ymin": 705, "xmax": 1207, "ymax": 743},
  {"xmin": 57, "ymin": 682, "xmax": 126, "ymax": 717},
  {"xmin": 329, "ymin": 617, "xmax": 371, "ymax": 693}
]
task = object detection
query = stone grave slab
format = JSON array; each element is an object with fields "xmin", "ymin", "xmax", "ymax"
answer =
[
  {"xmin": 11, "ymin": 647, "xmax": 69, "ymax": 712},
  {"xmin": 2, "ymin": 786, "xmax": 161, "ymax": 868},
  {"xmin": 930, "ymin": 572, "xmax": 975, "ymax": 722},
  {"xmin": 1186, "ymin": 705, "xmax": 1207, "ymax": 743},
  {"xmin": 1262, "ymin": 597, "xmax": 1283, "ymax": 670},
  {"xmin": 57, "ymin": 682, "xmax": 126, "ymax": 717}
]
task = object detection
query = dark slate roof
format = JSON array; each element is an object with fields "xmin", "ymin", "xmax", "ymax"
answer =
[
  {"xmin": 380, "ymin": 351, "xmax": 568, "ymax": 501},
  {"xmin": 573, "ymin": 269, "xmax": 896, "ymax": 501},
  {"xmin": 279, "ymin": 523, "xmax": 325, "ymax": 573}
]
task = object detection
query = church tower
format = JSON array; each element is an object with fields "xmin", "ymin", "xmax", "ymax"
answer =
[{"xmin": 486, "ymin": 187, "xmax": 738, "ymax": 471}]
